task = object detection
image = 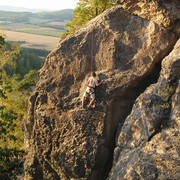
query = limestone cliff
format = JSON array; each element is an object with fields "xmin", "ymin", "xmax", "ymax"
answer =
[{"xmin": 24, "ymin": 1, "xmax": 179, "ymax": 180}]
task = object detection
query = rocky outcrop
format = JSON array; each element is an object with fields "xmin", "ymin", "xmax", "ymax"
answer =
[
  {"xmin": 24, "ymin": 1, "xmax": 179, "ymax": 180},
  {"xmin": 117, "ymin": 0, "xmax": 180, "ymax": 35},
  {"xmin": 108, "ymin": 39, "xmax": 180, "ymax": 180}
]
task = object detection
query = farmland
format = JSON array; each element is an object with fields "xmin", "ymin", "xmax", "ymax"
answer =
[
  {"xmin": 5, "ymin": 30, "xmax": 60, "ymax": 50},
  {"xmin": 0, "ymin": 9, "xmax": 73, "ymax": 50},
  {"xmin": 0, "ymin": 23, "xmax": 64, "ymax": 37}
]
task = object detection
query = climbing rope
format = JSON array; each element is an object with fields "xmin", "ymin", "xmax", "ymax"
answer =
[
  {"xmin": 90, "ymin": 27, "xmax": 94, "ymax": 73},
  {"xmin": 90, "ymin": 21, "xmax": 97, "ymax": 73}
]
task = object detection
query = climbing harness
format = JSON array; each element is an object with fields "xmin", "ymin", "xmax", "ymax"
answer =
[{"xmin": 85, "ymin": 86, "xmax": 95, "ymax": 96}]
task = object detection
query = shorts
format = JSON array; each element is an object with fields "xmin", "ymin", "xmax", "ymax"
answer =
[{"xmin": 83, "ymin": 87, "xmax": 95, "ymax": 99}]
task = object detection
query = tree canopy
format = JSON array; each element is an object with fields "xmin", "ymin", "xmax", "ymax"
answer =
[{"xmin": 66, "ymin": 0, "xmax": 115, "ymax": 35}]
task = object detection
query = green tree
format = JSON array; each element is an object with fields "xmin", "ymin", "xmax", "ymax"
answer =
[
  {"xmin": 14, "ymin": 49, "xmax": 44, "ymax": 79},
  {"xmin": 0, "ymin": 34, "xmax": 40, "ymax": 179},
  {"xmin": 66, "ymin": 0, "xmax": 115, "ymax": 35},
  {"xmin": 18, "ymin": 69, "xmax": 39, "ymax": 91},
  {"xmin": 0, "ymin": 36, "xmax": 26, "ymax": 179},
  {"xmin": 0, "ymin": 36, "xmax": 5, "ymax": 45},
  {"xmin": 4, "ymin": 45, "xmax": 47, "ymax": 79},
  {"xmin": 0, "ymin": 37, "xmax": 21, "ymax": 179}
]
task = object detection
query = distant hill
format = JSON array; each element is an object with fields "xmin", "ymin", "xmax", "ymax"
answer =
[
  {"xmin": 0, "ymin": 9, "xmax": 74, "ymax": 23},
  {"xmin": 0, "ymin": 5, "xmax": 56, "ymax": 12},
  {"xmin": 0, "ymin": 8, "xmax": 74, "ymax": 38},
  {"xmin": 36, "ymin": 9, "xmax": 74, "ymax": 21}
]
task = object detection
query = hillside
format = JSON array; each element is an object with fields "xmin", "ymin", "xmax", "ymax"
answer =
[
  {"xmin": 23, "ymin": 0, "xmax": 180, "ymax": 179},
  {"xmin": 0, "ymin": 9, "xmax": 73, "ymax": 23},
  {"xmin": 0, "ymin": 9, "xmax": 73, "ymax": 37}
]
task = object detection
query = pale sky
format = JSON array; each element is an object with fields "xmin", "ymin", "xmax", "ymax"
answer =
[{"xmin": 0, "ymin": 0, "xmax": 79, "ymax": 10}]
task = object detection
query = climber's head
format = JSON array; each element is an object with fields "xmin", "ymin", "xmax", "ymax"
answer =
[{"xmin": 91, "ymin": 71, "xmax": 96, "ymax": 77}]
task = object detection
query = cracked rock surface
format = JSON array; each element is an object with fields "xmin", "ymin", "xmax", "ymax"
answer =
[{"xmin": 108, "ymin": 39, "xmax": 180, "ymax": 180}]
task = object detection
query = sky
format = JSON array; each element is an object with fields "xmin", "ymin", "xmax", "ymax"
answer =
[{"xmin": 0, "ymin": 0, "xmax": 79, "ymax": 10}]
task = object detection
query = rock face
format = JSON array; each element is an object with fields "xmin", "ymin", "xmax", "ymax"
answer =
[
  {"xmin": 24, "ymin": 1, "xmax": 179, "ymax": 180},
  {"xmin": 117, "ymin": 0, "xmax": 180, "ymax": 35},
  {"xmin": 108, "ymin": 39, "xmax": 180, "ymax": 180}
]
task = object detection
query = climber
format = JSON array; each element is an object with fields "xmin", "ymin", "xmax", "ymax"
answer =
[{"xmin": 82, "ymin": 71, "xmax": 103, "ymax": 108}]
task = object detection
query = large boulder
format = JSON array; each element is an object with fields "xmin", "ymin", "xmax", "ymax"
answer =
[
  {"xmin": 23, "ymin": 4, "xmax": 179, "ymax": 180},
  {"xmin": 108, "ymin": 39, "xmax": 180, "ymax": 180}
]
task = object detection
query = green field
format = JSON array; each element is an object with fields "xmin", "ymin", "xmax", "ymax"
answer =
[{"xmin": 0, "ymin": 23, "xmax": 64, "ymax": 37}]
